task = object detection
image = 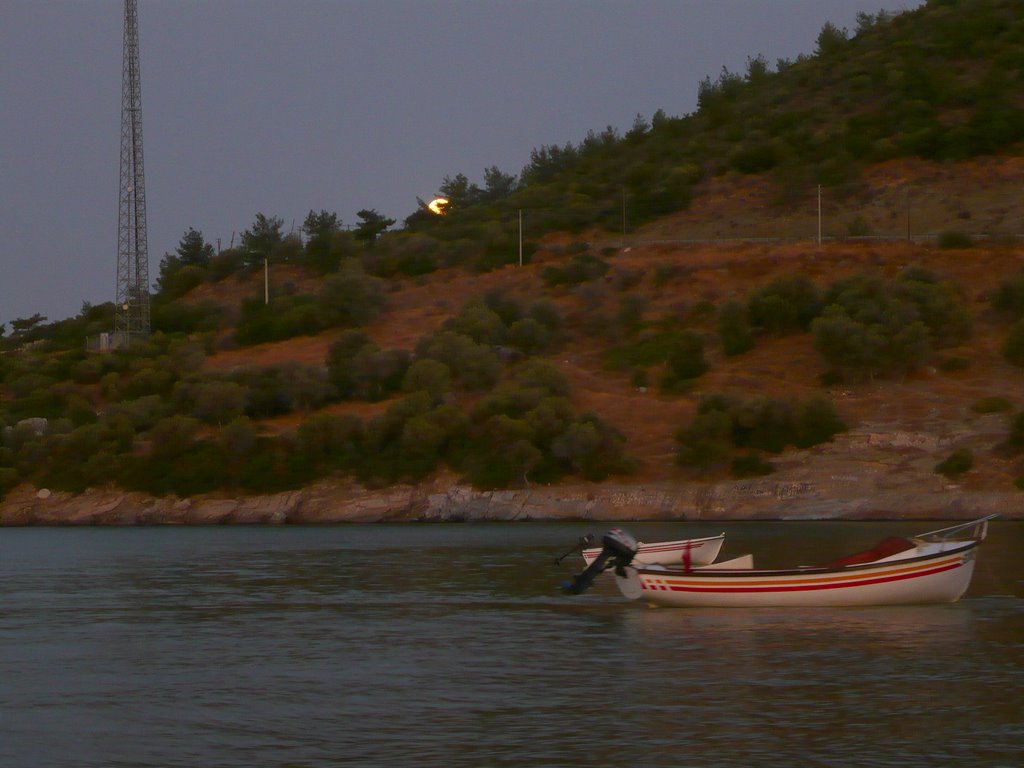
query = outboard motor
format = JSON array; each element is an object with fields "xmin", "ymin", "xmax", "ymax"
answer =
[{"xmin": 562, "ymin": 528, "xmax": 638, "ymax": 595}]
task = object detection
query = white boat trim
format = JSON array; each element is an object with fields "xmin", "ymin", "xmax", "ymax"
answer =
[{"xmin": 582, "ymin": 533, "xmax": 724, "ymax": 567}]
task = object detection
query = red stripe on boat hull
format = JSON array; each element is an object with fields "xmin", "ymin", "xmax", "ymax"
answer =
[{"xmin": 656, "ymin": 561, "xmax": 963, "ymax": 594}]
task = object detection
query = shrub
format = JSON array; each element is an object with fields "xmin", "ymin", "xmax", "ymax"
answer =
[
  {"xmin": 326, "ymin": 331, "xmax": 375, "ymax": 397},
  {"xmin": 938, "ymin": 356, "xmax": 970, "ymax": 372},
  {"xmin": 937, "ymin": 231, "xmax": 974, "ymax": 249},
  {"xmin": 0, "ymin": 466, "xmax": 21, "ymax": 495},
  {"xmin": 459, "ymin": 415, "xmax": 539, "ymax": 488},
  {"xmin": 729, "ymin": 142, "xmax": 779, "ymax": 174},
  {"xmin": 415, "ymin": 331, "xmax": 500, "ymax": 391},
  {"xmin": 605, "ymin": 331, "xmax": 681, "ymax": 370},
  {"xmin": 348, "ymin": 347, "xmax": 411, "ymax": 402},
  {"xmin": 506, "ymin": 318, "xmax": 551, "ymax": 355},
  {"xmin": 319, "ymin": 260, "xmax": 387, "ymax": 327},
  {"xmin": 528, "ymin": 300, "xmax": 563, "ymax": 332},
  {"xmin": 401, "ymin": 359, "xmax": 452, "ymax": 402},
  {"xmin": 718, "ymin": 299, "xmax": 754, "ymax": 356},
  {"xmin": 1005, "ymin": 412, "xmax": 1024, "ymax": 453},
  {"xmin": 220, "ymin": 416, "xmax": 258, "ymax": 458},
  {"xmin": 661, "ymin": 331, "xmax": 708, "ymax": 391},
  {"xmin": 896, "ymin": 270, "xmax": 972, "ymax": 347},
  {"xmin": 235, "ymin": 295, "xmax": 326, "ymax": 345},
  {"xmin": 935, "ymin": 448, "xmax": 973, "ymax": 478},
  {"xmin": 972, "ymin": 396, "xmax": 1013, "ymax": 414},
  {"xmin": 747, "ymin": 275, "xmax": 822, "ymax": 332},
  {"xmin": 511, "ymin": 358, "xmax": 571, "ymax": 397},
  {"xmin": 296, "ymin": 413, "xmax": 363, "ymax": 473},
  {"xmin": 675, "ymin": 410, "xmax": 733, "ymax": 471},
  {"xmin": 152, "ymin": 300, "xmax": 224, "ymax": 335},
  {"xmin": 732, "ymin": 397, "xmax": 794, "ymax": 453},
  {"xmin": 618, "ymin": 295, "xmax": 648, "ymax": 336},
  {"xmin": 442, "ymin": 300, "xmax": 507, "ymax": 345},
  {"xmin": 1003, "ymin": 320, "xmax": 1024, "ymax": 367},
  {"xmin": 675, "ymin": 393, "xmax": 846, "ymax": 469},
  {"xmin": 730, "ymin": 453, "xmax": 775, "ymax": 478},
  {"xmin": 541, "ymin": 254, "xmax": 609, "ymax": 287},
  {"xmin": 811, "ymin": 273, "xmax": 963, "ymax": 378},
  {"xmin": 992, "ymin": 270, "xmax": 1024, "ymax": 318},
  {"xmin": 207, "ymin": 248, "xmax": 244, "ymax": 281},
  {"xmin": 553, "ymin": 414, "xmax": 632, "ymax": 481},
  {"xmin": 188, "ymin": 380, "xmax": 248, "ymax": 425},
  {"xmin": 793, "ymin": 396, "xmax": 847, "ymax": 448}
]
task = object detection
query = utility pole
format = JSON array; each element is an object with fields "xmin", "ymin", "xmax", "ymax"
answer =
[{"xmin": 114, "ymin": 0, "xmax": 150, "ymax": 345}]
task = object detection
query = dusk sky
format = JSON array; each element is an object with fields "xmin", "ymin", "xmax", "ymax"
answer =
[{"xmin": 1, "ymin": 0, "xmax": 922, "ymax": 328}]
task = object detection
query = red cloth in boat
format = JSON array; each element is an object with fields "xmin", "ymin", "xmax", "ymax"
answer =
[{"xmin": 818, "ymin": 537, "xmax": 916, "ymax": 568}]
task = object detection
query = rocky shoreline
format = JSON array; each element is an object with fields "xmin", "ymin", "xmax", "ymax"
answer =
[
  {"xmin": 1, "ymin": 475, "xmax": 1020, "ymax": 526},
  {"xmin": 4, "ymin": 420, "xmax": 1022, "ymax": 525}
]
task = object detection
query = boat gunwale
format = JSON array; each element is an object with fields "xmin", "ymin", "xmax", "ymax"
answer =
[
  {"xmin": 627, "ymin": 538, "xmax": 980, "ymax": 580},
  {"xmin": 582, "ymin": 532, "xmax": 724, "ymax": 555}
]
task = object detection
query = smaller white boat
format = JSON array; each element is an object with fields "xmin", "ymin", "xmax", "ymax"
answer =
[{"xmin": 581, "ymin": 533, "xmax": 724, "ymax": 568}]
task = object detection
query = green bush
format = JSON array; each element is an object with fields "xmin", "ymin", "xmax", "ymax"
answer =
[
  {"xmin": 414, "ymin": 331, "xmax": 501, "ymax": 391},
  {"xmin": 319, "ymin": 260, "xmax": 387, "ymax": 326},
  {"xmin": 605, "ymin": 331, "xmax": 682, "ymax": 370},
  {"xmin": 676, "ymin": 393, "xmax": 846, "ymax": 470},
  {"xmin": 617, "ymin": 295, "xmax": 648, "ymax": 336},
  {"xmin": 992, "ymin": 270, "xmax": 1024, "ymax": 318},
  {"xmin": 152, "ymin": 300, "xmax": 224, "ymax": 335},
  {"xmin": 296, "ymin": 413, "xmax": 363, "ymax": 474},
  {"xmin": 730, "ymin": 453, "xmax": 775, "ymax": 478},
  {"xmin": 675, "ymin": 410, "xmax": 733, "ymax": 471},
  {"xmin": 972, "ymin": 396, "xmax": 1013, "ymax": 414},
  {"xmin": 0, "ymin": 466, "xmax": 21, "ymax": 496},
  {"xmin": 747, "ymin": 275, "xmax": 822, "ymax": 332},
  {"xmin": 793, "ymin": 396, "xmax": 847, "ymax": 448},
  {"xmin": 729, "ymin": 142, "xmax": 779, "ymax": 174},
  {"xmin": 235, "ymin": 295, "xmax": 325, "ymax": 345},
  {"xmin": 812, "ymin": 273, "xmax": 970, "ymax": 378},
  {"xmin": 541, "ymin": 254, "xmax": 609, "ymax": 287},
  {"xmin": 401, "ymin": 359, "xmax": 452, "ymax": 402},
  {"xmin": 1005, "ymin": 412, "xmax": 1024, "ymax": 453},
  {"xmin": 897, "ymin": 269, "xmax": 972, "ymax": 347},
  {"xmin": 938, "ymin": 356, "xmax": 970, "ymax": 372},
  {"xmin": 718, "ymin": 299, "xmax": 754, "ymax": 356},
  {"xmin": 441, "ymin": 300, "xmax": 507, "ymax": 345},
  {"xmin": 937, "ymin": 231, "xmax": 974, "ymax": 249},
  {"xmin": 935, "ymin": 448, "xmax": 973, "ymax": 478},
  {"xmin": 661, "ymin": 331, "xmax": 709, "ymax": 391},
  {"xmin": 506, "ymin": 318, "xmax": 552, "ymax": 355},
  {"xmin": 348, "ymin": 347, "xmax": 411, "ymax": 401},
  {"xmin": 326, "ymin": 330, "xmax": 375, "ymax": 398},
  {"xmin": 1003, "ymin": 320, "xmax": 1024, "ymax": 367}
]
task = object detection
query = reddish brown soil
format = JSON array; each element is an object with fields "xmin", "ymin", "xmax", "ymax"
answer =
[{"xmin": 192, "ymin": 157, "xmax": 1024, "ymax": 484}]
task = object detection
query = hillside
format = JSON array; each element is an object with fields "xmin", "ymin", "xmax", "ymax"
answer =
[
  {"xmin": 3, "ymin": 0, "xmax": 1024, "ymax": 520},
  {"xmin": 193, "ymin": 191, "xmax": 1024, "ymax": 488}
]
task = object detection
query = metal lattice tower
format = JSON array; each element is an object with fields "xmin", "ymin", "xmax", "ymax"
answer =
[{"xmin": 114, "ymin": 0, "xmax": 150, "ymax": 343}]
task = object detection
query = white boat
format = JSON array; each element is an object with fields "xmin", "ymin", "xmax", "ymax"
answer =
[
  {"xmin": 565, "ymin": 517, "xmax": 995, "ymax": 608},
  {"xmin": 581, "ymin": 533, "xmax": 724, "ymax": 568}
]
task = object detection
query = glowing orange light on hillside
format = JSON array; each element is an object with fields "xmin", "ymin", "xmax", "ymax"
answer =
[{"xmin": 428, "ymin": 197, "xmax": 449, "ymax": 215}]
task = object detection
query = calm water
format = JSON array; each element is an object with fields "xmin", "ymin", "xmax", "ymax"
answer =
[{"xmin": 1, "ymin": 521, "xmax": 1021, "ymax": 768}]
